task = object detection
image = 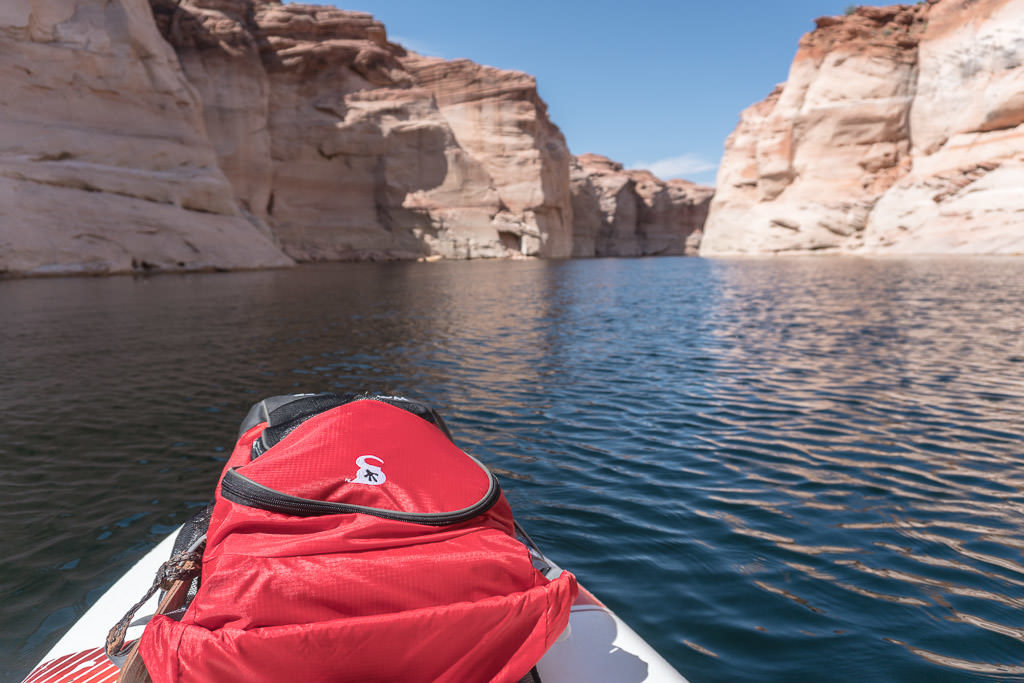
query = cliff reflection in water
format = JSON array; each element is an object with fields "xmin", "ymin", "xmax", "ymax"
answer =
[{"xmin": 1, "ymin": 257, "xmax": 1023, "ymax": 681}]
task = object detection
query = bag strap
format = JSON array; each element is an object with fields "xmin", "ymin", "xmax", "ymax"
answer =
[
  {"xmin": 105, "ymin": 539, "xmax": 205, "ymax": 670},
  {"xmin": 113, "ymin": 578, "xmax": 194, "ymax": 683}
]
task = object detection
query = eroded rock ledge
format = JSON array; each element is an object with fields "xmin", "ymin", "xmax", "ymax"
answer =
[
  {"xmin": 0, "ymin": 0, "xmax": 709, "ymax": 276},
  {"xmin": 571, "ymin": 154, "xmax": 712, "ymax": 257},
  {"xmin": 701, "ymin": 0, "xmax": 1024, "ymax": 255}
]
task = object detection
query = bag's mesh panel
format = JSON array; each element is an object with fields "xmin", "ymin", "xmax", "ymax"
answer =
[
  {"xmin": 164, "ymin": 501, "xmax": 215, "ymax": 611},
  {"xmin": 517, "ymin": 666, "xmax": 543, "ymax": 683},
  {"xmin": 171, "ymin": 502, "xmax": 213, "ymax": 556}
]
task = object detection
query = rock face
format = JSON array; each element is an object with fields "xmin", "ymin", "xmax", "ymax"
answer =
[
  {"xmin": 702, "ymin": 0, "xmax": 1024, "ymax": 255},
  {"xmin": 0, "ymin": 0, "xmax": 293, "ymax": 276},
  {"xmin": 402, "ymin": 56, "xmax": 575, "ymax": 258},
  {"xmin": 570, "ymin": 154, "xmax": 713, "ymax": 257},
  {"xmin": 0, "ymin": 0, "xmax": 708, "ymax": 276},
  {"xmin": 152, "ymin": 0, "xmax": 575, "ymax": 262}
]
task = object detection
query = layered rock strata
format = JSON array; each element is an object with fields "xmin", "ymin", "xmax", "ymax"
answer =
[
  {"xmin": 151, "ymin": 0, "xmax": 575, "ymax": 262},
  {"xmin": 0, "ymin": 0, "xmax": 709, "ymax": 276},
  {"xmin": 571, "ymin": 154, "xmax": 713, "ymax": 257},
  {"xmin": 702, "ymin": 0, "xmax": 1024, "ymax": 255},
  {"xmin": 0, "ymin": 0, "xmax": 293, "ymax": 276},
  {"xmin": 402, "ymin": 56, "xmax": 575, "ymax": 258}
]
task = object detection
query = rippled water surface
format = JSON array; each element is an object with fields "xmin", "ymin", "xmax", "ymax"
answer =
[{"xmin": 2, "ymin": 257, "xmax": 1024, "ymax": 681}]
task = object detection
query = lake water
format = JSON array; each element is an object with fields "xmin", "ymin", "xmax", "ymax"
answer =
[{"xmin": 2, "ymin": 257, "xmax": 1023, "ymax": 681}]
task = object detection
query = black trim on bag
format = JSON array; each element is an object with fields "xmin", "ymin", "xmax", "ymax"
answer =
[
  {"xmin": 247, "ymin": 394, "xmax": 457, "ymax": 461},
  {"xmin": 220, "ymin": 462, "xmax": 502, "ymax": 526}
]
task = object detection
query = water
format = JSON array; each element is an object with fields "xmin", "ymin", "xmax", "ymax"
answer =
[{"xmin": 2, "ymin": 257, "xmax": 1023, "ymax": 681}]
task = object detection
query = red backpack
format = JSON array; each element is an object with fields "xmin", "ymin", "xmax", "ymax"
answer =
[{"xmin": 138, "ymin": 394, "xmax": 577, "ymax": 682}]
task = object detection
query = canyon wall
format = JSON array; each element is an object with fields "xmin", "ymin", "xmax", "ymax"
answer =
[
  {"xmin": 156, "ymin": 0, "xmax": 707, "ymax": 263},
  {"xmin": 571, "ymin": 154, "xmax": 712, "ymax": 257},
  {"xmin": 0, "ymin": 0, "xmax": 293, "ymax": 276},
  {"xmin": 152, "ymin": 0, "xmax": 566, "ymax": 262},
  {"xmin": 702, "ymin": 0, "xmax": 1024, "ymax": 255},
  {"xmin": 0, "ymin": 0, "xmax": 709, "ymax": 276}
]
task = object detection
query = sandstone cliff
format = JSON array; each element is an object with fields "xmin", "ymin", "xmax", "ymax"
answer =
[
  {"xmin": 152, "ymin": 0, "xmax": 575, "ymax": 262},
  {"xmin": 571, "ymin": 154, "xmax": 712, "ymax": 257},
  {"xmin": 0, "ymin": 0, "xmax": 293, "ymax": 276},
  {"xmin": 0, "ymin": 0, "xmax": 707, "ymax": 276},
  {"xmin": 702, "ymin": 0, "xmax": 1024, "ymax": 255}
]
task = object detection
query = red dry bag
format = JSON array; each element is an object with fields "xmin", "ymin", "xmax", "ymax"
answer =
[{"xmin": 139, "ymin": 394, "xmax": 577, "ymax": 682}]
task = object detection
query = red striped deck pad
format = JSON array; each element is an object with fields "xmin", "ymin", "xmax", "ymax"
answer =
[{"xmin": 22, "ymin": 647, "xmax": 118, "ymax": 683}]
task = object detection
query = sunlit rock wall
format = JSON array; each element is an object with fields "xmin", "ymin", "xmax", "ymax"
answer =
[
  {"xmin": 702, "ymin": 0, "xmax": 1024, "ymax": 255},
  {"xmin": 0, "ymin": 0, "xmax": 713, "ymax": 276},
  {"xmin": 0, "ymin": 0, "xmax": 292, "ymax": 276},
  {"xmin": 155, "ymin": 0, "xmax": 575, "ymax": 261}
]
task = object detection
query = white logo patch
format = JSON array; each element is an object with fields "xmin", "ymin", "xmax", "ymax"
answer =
[{"xmin": 350, "ymin": 455, "xmax": 386, "ymax": 485}]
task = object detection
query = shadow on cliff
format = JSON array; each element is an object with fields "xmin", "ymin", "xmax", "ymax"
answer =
[{"xmin": 150, "ymin": 0, "xmax": 456, "ymax": 261}]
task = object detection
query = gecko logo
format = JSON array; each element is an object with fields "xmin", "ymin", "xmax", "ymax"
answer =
[{"xmin": 350, "ymin": 455, "xmax": 386, "ymax": 485}]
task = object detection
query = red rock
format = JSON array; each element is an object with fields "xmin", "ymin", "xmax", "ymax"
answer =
[
  {"xmin": 0, "ymin": 0, "xmax": 711, "ymax": 274},
  {"xmin": 155, "ymin": 0, "xmax": 573, "ymax": 261},
  {"xmin": 571, "ymin": 154, "xmax": 713, "ymax": 257},
  {"xmin": 702, "ymin": 0, "xmax": 1024, "ymax": 256}
]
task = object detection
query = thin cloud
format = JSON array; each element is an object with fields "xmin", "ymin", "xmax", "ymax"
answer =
[{"xmin": 629, "ymin": 154, "xmax": 717, "ymax": 180}]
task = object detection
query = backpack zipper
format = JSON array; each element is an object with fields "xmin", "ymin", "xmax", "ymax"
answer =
[{"xmin": 220, "ymin": 464, "xmax": 502, "ymax": 526}]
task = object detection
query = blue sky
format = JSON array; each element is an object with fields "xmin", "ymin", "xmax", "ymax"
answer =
[{"xmin": 335, "ymin": 1, "xmax": 886, "ymax": 186}]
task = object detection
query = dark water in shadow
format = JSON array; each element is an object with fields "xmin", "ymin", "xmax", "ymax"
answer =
[{"xmin": 1, "ymin": 257, "xmax": 1023, "ymax": 681}]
